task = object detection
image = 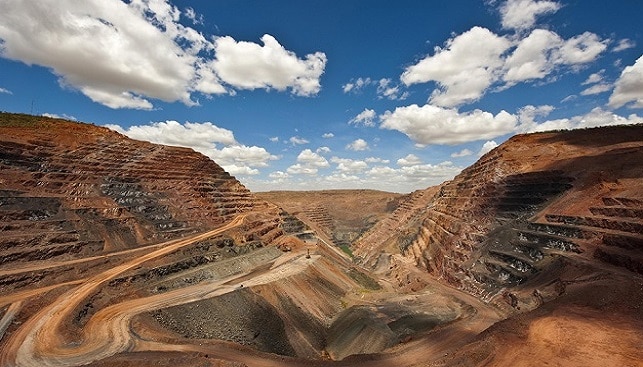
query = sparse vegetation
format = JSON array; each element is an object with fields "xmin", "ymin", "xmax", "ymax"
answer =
[
  {"xmin": 0, "ymin": 112, "xmax": 45, "ymax": 127},
  {"xmin": 339, "ymin": 244, "xmax": 353, "ymax": 257},
  {"xmin": 346, "ymin": 268, "xmax": 381, "ymax": 290}
]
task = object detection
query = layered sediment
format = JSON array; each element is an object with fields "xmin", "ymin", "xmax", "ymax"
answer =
[
  {"xmin": 354, "ymin": 125, "xmax": 643, "ymax": 307},
  {"xmin": 2, "ymin": 113, "xmax": 642, "ymax": 366}
]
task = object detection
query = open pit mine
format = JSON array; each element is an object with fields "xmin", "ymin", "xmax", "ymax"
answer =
[{"xmin": 1, "ymin": 112, "xmax": 642, "ymax": 367}]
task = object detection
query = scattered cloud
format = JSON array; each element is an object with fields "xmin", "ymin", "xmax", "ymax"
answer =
[
  {"xmin": 295, "ymin": 149, "xmax": 330, "ymax": 167},
  {"xmin": 342, "ymin": 77, "xmax": 372, "ymax": 93},
  {"xmin": 609, "ymin": 56, "xmax": 643, "ymax": 109},
  {"xmin": 41, "ymin": 113, "xmax": 77, "ymax": 121},
  {"xmin": 211, "ymin": 34, "xmax": 327, "ymax": 96},
  {"xmin": 0, "ymin": 0, "xmax": 326, "ymax": 109},
  {"xmin": 346, "ymin": 138, "xmax": 369, "ymax": 151},
  {"xmin": 366, "ymin": 161, "xmax": 463, "ymax": 188},
  {"xmin": 268, "ymin": 171, "xmax": 289, "ymax": 181},
  {"xmin": 376, "ymin": 78, "xmax": 409, "ymax": 100},
  {"xmin": 380, "ymin": 104, "xmax": 517, "ymax": 145},
  {"xmin": 0, "ymin": 87, "xmax": 12, "ymax": 95},
  {"xmin": 580, "ymin": 69, "xmax": 612, "ymax": 95},
  {"xmin": 330, "ymin": 157, "xmax": 368, "ymax": 174},
  {"xmin": 580, "ymin": 83, "xmax": 612, "ymax": 96},
  {"xmin": 343, "ymin": 77, "xmax": 408, "ymax": 100},
  {"xmin": 184, "ymin": 7, "xmax": 203, "ymax": 25},
  {"xmin": 515, "ymin": 104, "xmax": 554, "ymax": 131},
  {"xmin": 254, "ymin": 156, "xmax": 463, "ymax": 193},
  {"xmin": 349, "ymin": 108, "xmax": 377, "ymax": 127},
  {"xmin": 105, "ymin": 120, "xmax": 277, "ymax": 175},
  {"xmin": 582, "ymin": 70, "xmax": 605, "ymax": 85},
  {"xmin": 397, "ymin": 154, "xmax": 422, "ymax": 166},
  {"xmin": 517, "ymin": 105, "xmax": 643, "ymax": 132},
  {"xmin": 478, "ymin": 140, "xmax": 499, "ymax": 156},
  {"xmin": 554, "ymin": 32, "xmax": 608, "ymax": 65},
  {"xmin": 561, "ymin": 94, "xmax": 577, "ymax": 103},
  {"xmin": 400, "ymin": 17, "xmax": 608, "ymax": 108},
  {"xmin": 289, "ymin": 136, "xmax": 309, "ymax": 145},
  {"xmin": 499, "ymin": 0, "xmax": 561, "ymax": 31},
  {"xmin": 269, "ymin": 136, "xmax": 279, "ymax": 142},
  {"xmin": 286, "ymin": 148, "xmax": 330, "ymax": 176},
  {"xmin": 365, "ymin": 157, "xmax": 390, "ymax": 164},
  {"xmin": 504, "ymin": 30, "xmax": 608, "ymax": 85},
  {"xmin": 322, "ymin": 132, "xmax": 335, "ymax": 138},
  {"xmin": 401, "ymin": 26, "xmax": 511, "ymax": 107},
  {"xmin": 451, "ymin": 148, "xmax": 473, "ymax": 158},
  {"xmin": 316, "ymin": 146, "xmax": 331, "ymax": 154},
  {"xmin": 613, "ymin": 38, "xmax": 635, "ymax": 53},
  {"xmin": 286, "ymin": 164, "xmax": 319, "ymax": 176},
  {"xmin": 503, "ymin": 29, "xmax": 561, "ymax": 83}
]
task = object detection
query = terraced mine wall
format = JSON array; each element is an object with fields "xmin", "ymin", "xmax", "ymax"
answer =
[
  {"xmin": 2, "ymin": 114, "xmax": 470, "ymax": 364},
  {"xmin": 0, "ymin": 114, "xmax": 280, "ymax": 268},
  {"xmin": 354, "ymin": 125, "xmax": 643, "ymax": 305}
]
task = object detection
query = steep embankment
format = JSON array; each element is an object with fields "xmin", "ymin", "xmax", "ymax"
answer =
[
  {"xmin": 353, "ymin": 125, "xmax": 643, "ymax": 366},
  {"xmin": 0, "ymin": 113, "xmax": 280, "ymax": 255},
  {"xmin": 1, "ymin": 113, "xmax": 473, "ymax": 366},
  {"xmin": 0, "ymin": 114, "xmax": 357, "ymax": 365},
  {"xmin": 355, "ymin": 125, "xmax": 643, "ymax": 299},
  {"xmin": 257, "ymin": 190, "xmax": 402, "ymax": 250}
]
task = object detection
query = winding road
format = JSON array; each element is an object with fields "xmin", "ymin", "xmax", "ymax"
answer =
[
  {"xmin": 1, "ymin": 216, "xmax": 249, "ymax": 366},
  {"xmin": 0, "ymin": 213, "xmax": 502, "ymax": 367}
]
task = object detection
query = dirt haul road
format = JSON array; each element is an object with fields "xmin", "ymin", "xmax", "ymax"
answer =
[
  {"xmin": 0, "ymin": 214, "xmax": 501, "ymax": 367},
  {"xmin": 1, "ymin": 216, "xmax": 249, "ymax": 367}
]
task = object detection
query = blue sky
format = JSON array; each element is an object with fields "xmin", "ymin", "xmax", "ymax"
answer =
[{"xmin": 0, "ymin": 0, "xmax": 641, "ymax": 193}]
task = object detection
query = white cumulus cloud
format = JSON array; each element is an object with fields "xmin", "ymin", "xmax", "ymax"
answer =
[
  {"xmin": 365, "ymin": 157, "xmax": 390, "ymax": 164},
  {"xmin": 581, "ymin": 83, "xmax": 612, "ymax": 96},
  {"xmin": 105, "ymin": 120, "xmax": 277, "ymax": 175},
  {"xmin": 349, "ymin": 108, "xmax": 377, "ymax": 127},
  {"xmin": 401, "ymin": 21, "xmax": 608, "ymax": 107},
  {"xmin": 295, "ymin": 149, "xmax": 330, "ymax": 167},
  {"xmin": 613, "ymin": 39, "xmax": 636, "ymax": 53},
  {"xmin": 316, "ymin": 146, "xmax": 331, "ymax": 154},
  {"xmin": 499, "ymin": 0, "xmax": 561, "ymax": 31},
  {"xmin": 451, "ymin": 149, "xmax": 473, "ymax": 158},
  {"xmin": 330, "ymin": 157, "xmax": 369, "ymax": 174},
  {"xmin": 503, "ymin": 29, "xmax": 562, "ymax": 83},
  {"xmin": 401, "ymin": 26, "xmax": 511, "ymax": 107},
  {"xmin": 211, "ymin": 34, "xmax": 327, "ymax": 96},
  {"xmin": 0, "ymin": 0, "xmax": 326, "ymax": 109},
  {"xmin": 609, "ymin": 55, "xmax": 643, "ymax": 109},
  {"xmin": 518, "ymin": 106, "xmax": 643, "ymax": 132},
  {"xmin": 478, "ymin": 140, "xmax": 499, "ymax": 156},
  {"xmin": 380, "ymin": 104, "xmax": 517, "ymax": 145},
  {"xmin": 342, "ymin": 77, "xmax": 373, "ymax": 93},
  {"xmin": 376, "ymin": 78, "xmax": 409, "ymax": 100},
  {"xmin": 285, "ymin": 149, "xmax": 330, "ymax": 176},
  {"xmin": 397, "ymin": 154, "xmax": 422, "ymax": 166},
  {"xmin": 346, "ymin": 138, "xmax": 369, "ymax": 151}
]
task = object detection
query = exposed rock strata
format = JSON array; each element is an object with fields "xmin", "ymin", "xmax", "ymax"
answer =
[
  {"xmin": 355, "ymin": 125, "xmax": 643, "ymax": 305},
  {"xmin": 0, "ymin": 113, "xmax": 279, "ymax": 272},
  {"xmin": 2, "ymin": 113, "xmax": 642, "ymax": 366}
]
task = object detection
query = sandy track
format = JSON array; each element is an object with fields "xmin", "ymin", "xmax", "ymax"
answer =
[
  {"xmin": 0, "ymin": 216, "xmax": 247, "ymax": 367},
  {"xmin": 1, "ymin": 213, "xmax": 502, "ymax": 367}
]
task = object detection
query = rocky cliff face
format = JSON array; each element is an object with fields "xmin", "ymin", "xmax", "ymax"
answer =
[
  {"xmin": 355, "ymin": 125, "xmax": 643, "ymax": 305},
  {"xmin": 0, "ymin": 113, "xmax": 284, "ymax": 274}
]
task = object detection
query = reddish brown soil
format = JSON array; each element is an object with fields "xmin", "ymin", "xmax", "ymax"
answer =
[{"xmin": 1, "ymin": 114, "xmax": 642, "ymax": 367}]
